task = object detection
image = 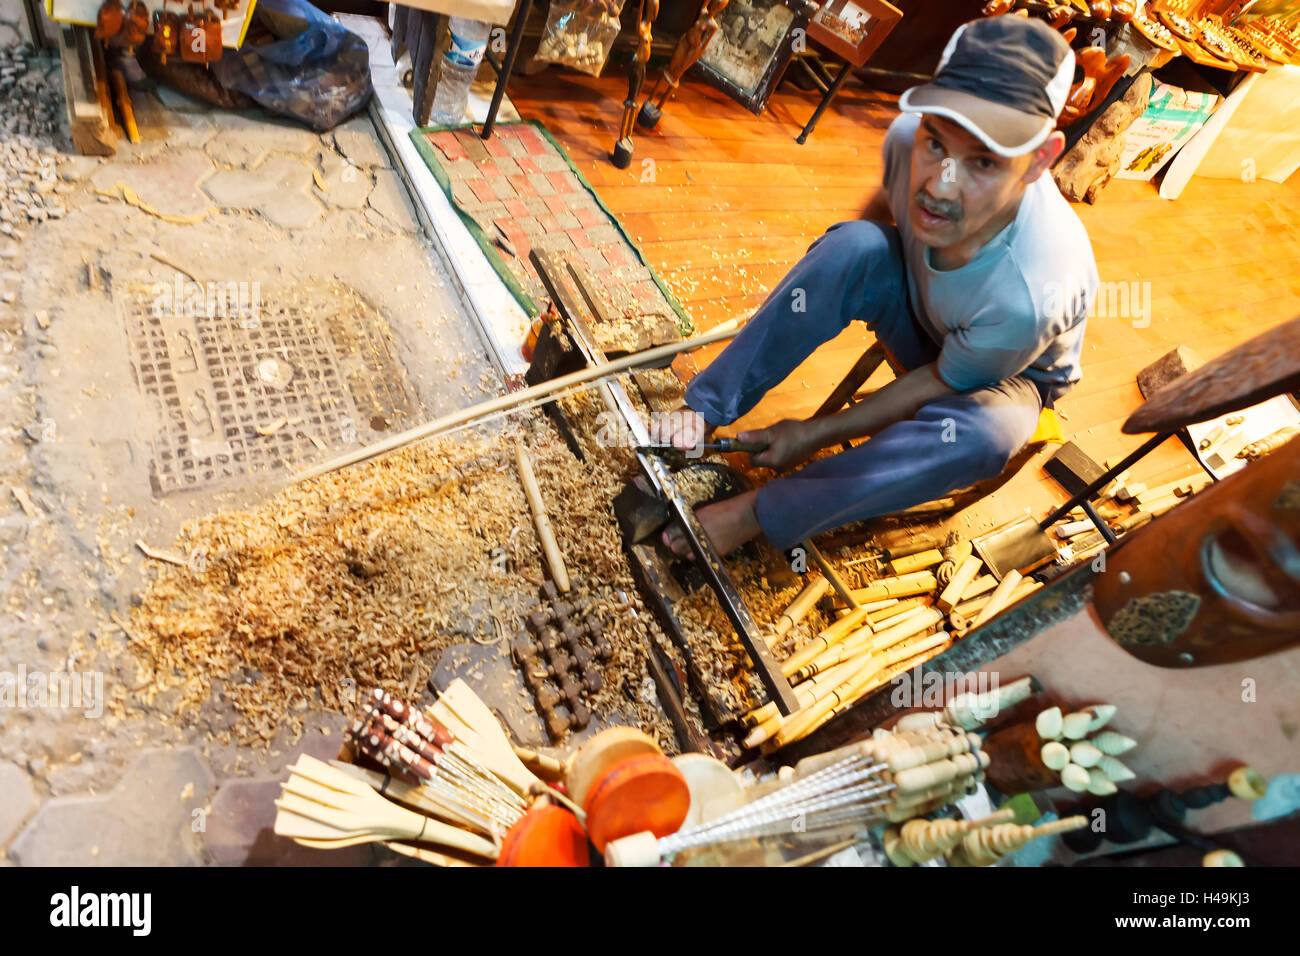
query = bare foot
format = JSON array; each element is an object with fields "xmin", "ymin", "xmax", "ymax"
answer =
[{"xmin": 662, "ymin": 490, "xmax": 762, "ymax": 558}]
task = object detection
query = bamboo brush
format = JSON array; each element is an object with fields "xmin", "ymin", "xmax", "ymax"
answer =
[
  {"xmin": 355, "ymin": 718, "xmax": 519, "ymax": 823},
  {"xmin": 428, "ymin": 679, "xmax": 544, "ymax": 796},
  {"xmin": 350, "ymin": 699, "xmax": 523, "ymax": 820},
  {"xmin": 348, "ymin": 688, "xmax": 526, "ymax": 826}
]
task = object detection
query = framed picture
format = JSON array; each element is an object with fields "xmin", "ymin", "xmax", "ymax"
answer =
[
  {"xmin": 807, "ymin": 0, "xmax": 903, "ymax": 69},
  {"xmin": 691, "ymin": 0, "xmax": 817, "ymax": 114}
]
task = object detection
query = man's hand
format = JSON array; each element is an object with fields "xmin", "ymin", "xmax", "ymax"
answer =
[
  {"xmin": 649, "ymin": 404, "xmax": 712, "ymax": 450},
  {"xmin": 744, "ymin": 420, "xmax": 822, "ymax": 470}
]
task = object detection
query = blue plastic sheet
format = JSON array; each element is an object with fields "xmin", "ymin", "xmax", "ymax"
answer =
[{"xmin": 212, "ymin": 0, "xmax": 373, "ymax": 131}]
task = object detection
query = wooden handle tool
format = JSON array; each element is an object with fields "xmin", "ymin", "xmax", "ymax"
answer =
[{"xmin": 515, "ymin": 443, "xmax": 569, "ymax": 593}]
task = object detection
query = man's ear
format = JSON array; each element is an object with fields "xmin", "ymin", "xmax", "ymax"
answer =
[{"xmin": 1023, "ymin": 130, "xmax": 1066, "ymax": 184}]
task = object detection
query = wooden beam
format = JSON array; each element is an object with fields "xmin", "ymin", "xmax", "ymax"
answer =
[{"xmin": 58, "ymin": 25, "xmax": 116, "ymax": 156}]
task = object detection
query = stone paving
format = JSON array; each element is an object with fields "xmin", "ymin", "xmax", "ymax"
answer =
[{"xmin": 0, "ymin": 56, "xmax": 493, "ymax": 866}]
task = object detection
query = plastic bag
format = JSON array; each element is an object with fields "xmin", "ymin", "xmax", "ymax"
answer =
[
  {"xmin": 536, "ymin": 0, "xmax": 627, "ymax": 77},
  {"xmin": 211, "ymin": 0, "xmax": 373, "ymax": 131}
]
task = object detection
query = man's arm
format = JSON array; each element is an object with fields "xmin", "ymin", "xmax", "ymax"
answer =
[
  {"xmin": 860, "ymin": 186, "xmax": 893, "ymax": 224},
  {"xmin": 744, "ymin": 363, "xmax": 955, "ymax": 469}
]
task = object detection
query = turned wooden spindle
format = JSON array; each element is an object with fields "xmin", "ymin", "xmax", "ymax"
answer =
[
  {"xmin": 885, "ymin": 807, "xmax": 1017, "ymax": 866},
  {"xmin": 637, "ymin": 0, "xmax": 729, "ymax": 130},
  {"xmin": 613, "ymin": 0, "xmax": 658, "ymax": 168},
  {"xmin": 948, "ymin": 815, "xmax": 1088, "ymax": 866}
]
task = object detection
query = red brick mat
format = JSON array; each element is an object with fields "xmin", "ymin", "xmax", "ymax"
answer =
[{"xmin": 411, "ymin": 121, "xmax": 691, "ymax": 351}]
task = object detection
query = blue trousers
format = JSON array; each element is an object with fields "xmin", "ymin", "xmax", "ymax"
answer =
[{"xmin": 684, "ymin": 221, "xmax": 1049, "ymax": 550}]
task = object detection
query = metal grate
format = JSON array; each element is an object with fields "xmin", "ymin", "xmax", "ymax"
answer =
[{"xmin": 122, "ymin": 284, "xmax": 416, "ymax": 495}]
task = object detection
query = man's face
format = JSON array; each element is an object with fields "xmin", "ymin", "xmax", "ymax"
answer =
[{"xmin": 907, "ymin": 115, "xmax": 1035, "ymax": 252}]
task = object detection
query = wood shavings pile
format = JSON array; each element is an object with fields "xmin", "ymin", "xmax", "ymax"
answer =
[
  {"xmin": 127, "ymin": 412, "xmax": 677, "ymax": 750},
  {"xmin": 674, "ymin": 553, "xmax": 826, "ymax": 721}
]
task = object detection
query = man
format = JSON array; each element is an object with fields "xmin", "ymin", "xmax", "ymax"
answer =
[{"xmin": 656, "ymin": 15, "xmax": 1098, "ymax": 556}]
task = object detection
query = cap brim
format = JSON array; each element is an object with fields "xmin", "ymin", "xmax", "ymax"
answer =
[{"xmin": 899, "ymin": 85, "xmax": 1055, "ymax": 157}]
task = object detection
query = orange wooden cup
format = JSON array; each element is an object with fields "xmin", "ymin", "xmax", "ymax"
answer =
[
  {"xmin": 583, "ymin": 753, "xmax": 690, "ymax": 854},
  {"xmin": 497, "ymin": 804, "xmax": 590, "ymax": 867}
]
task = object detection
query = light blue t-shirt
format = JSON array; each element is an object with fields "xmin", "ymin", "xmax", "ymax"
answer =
[{"xmin": 882, "ymin": 113, "xmax": 1097, "ymax": 396}]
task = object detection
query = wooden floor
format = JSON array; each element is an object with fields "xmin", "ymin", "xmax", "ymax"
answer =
[{"xmin": 511, "ymin": 70, "xmax": 1300, "ymax": 531}]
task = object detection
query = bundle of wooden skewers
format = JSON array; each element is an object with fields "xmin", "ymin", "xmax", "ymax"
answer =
[
  {"xmin": 273, "ymin": 680, "xmax": 555, "ymax": 866},
  {"xmin": 605, "ymin": 714, "xmax": 1082, "ymax": 866}
]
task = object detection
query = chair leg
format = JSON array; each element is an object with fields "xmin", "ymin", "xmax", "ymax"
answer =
[
  {"xmin": 814, "ymin": 343, "xmax": 887, "ymax": 419},
  {"xmin": 796, "ymin": 59, "xmax": 853, "ymax": 145}
]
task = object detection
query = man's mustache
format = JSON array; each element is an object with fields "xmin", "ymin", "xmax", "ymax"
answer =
[{"xmin": 915, "ymin": 192, "xmax": 962, "ymax": 221}]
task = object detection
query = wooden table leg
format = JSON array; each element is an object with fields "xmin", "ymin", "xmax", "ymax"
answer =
[
  {"xmin": 482, "ymin": 0, "xmax": 533, "ymax": 139},
  {"xmin": 796, "ymin": 57, "xmax": 852, "ymax": 145},
  {"xmin": 411, "ymin": 12, "xmax": 446, "ymax": 127},
  {"xmin": 637, "ymin": 0, "xmax": 729, "ymax": 131},
  {"xmin": 613, "ymin": 0, "xmax": 658, "ymax": 167}
]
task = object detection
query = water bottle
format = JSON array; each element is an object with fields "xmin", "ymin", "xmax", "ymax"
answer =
[{"xmin": 429, "ymin": 17, "xmax": 491, "ymax": 126}]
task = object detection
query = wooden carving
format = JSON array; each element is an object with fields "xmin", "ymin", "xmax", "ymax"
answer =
[
  {"xmin": 637, "ymin": 0, "xmax": 730, "ymax": 130},
  {"xmin": 614, "ymin": 0, "xmax": 659, "ymax": 167},
  {"xmin": 1058, "ymin": 46, "xmax": 1129, "ymax": 127},
  {"xmin": 1047, "ymin": 4, "xmax": 1074, "ymax": 29}
]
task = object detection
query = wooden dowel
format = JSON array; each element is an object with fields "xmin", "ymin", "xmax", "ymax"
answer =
[
  {"xmin": 937, "ymin": 556, "xmax": 982, "ymax": 613},
  {"xmin": 888, "ymin": 548, "xmax": 943, "ymax": 575},
  {"xmin": 110, "ymin": 68, "xmax": 140, "ymax": 143},
  {"xmin": 959, "ymin": 573, "xmax": 998, "ymax": 602},
  {"xmin": 806, "ymin": 541, "xmax": 860, "ymax": 610},
  {"xmin": 769, "ymin": 630, "xmax": 948, "ymax": 749},
  {"xmin": 1032, "ymin": 815, "xmax": 1089, "ymax": 838},
  {"xmin": 833, "ymin": 571, "xmax": 937, "ymax": 607},
  {"xmin": 515, "ymin": 445, "xmax": 569, "ymax": 593},
  {"xmin": 971, "ymin": 570, "xmax": 1021, "ymax": 628},
  {"xmin": 768, "ymin": 577, "xmax": 830, "ymax": 645},
  {"xmin": 952, "ymin": 577, "xmax": 1037, "ymax": 621},
  {"xmin": 295, "ymin": 319, "xmax": 741, "ymax": 480},
  {"xmin": 743, "ymin": 655, "xmax": 863, "ymax": 734},
  {"xmin": 787, "ymin": 619, "xmax": 881, "ymax": 682},
  {"xmin": 869, "ymin": 596, "xmax": 925, "ymax": 624},
  {"xmin": 780, "ymin": 633, "xmax": 952, "ymax": 749},
  {"xmin": 780, "ymin": 607, "xmax": 869, "ymax": 676},
  {"xmin": 1052, "ymin": 519, "xmax": 1096, "ymax": 539},
  {"xmin": 789, "ymin": 607, "xmax": 932, "ymax": 683},
  {"xmin": 970, "ymin": 808, "xmax": 1018, "ymax": 828},
  {"xmin": 830, "ymin": 635, "xmax": 951, "ymax": 724}
]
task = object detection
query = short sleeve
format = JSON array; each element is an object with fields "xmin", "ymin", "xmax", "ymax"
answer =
[
  {"xmin": 936, "ymin": 290, "xmax": 1046, "ymax": 392},
  {"xmin": 882, "ymin": 114, "xmax": 918, "ymax": 220}
]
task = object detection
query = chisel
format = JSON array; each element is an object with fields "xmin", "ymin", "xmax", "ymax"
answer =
[{"xmin": 636, "ymin": 438, "xmax": 769, "ymax": 455}]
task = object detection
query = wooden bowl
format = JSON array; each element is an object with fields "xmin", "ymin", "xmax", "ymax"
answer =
[{"xmin": 672, "ymin": 753, "xmax": 746, "ymax": 827}]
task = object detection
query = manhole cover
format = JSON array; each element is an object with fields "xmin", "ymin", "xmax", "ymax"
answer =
[{"xmin": 122, "ymin": 282, "xmax": 416, "ymax": 495}]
